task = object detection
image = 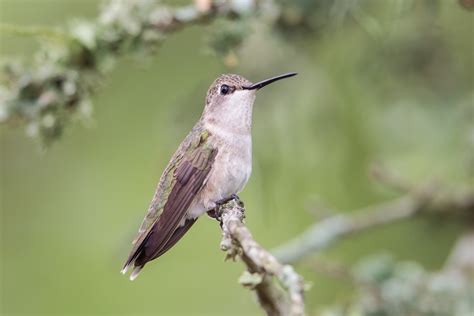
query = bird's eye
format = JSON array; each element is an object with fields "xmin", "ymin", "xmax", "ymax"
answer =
[{"xmin": 220, "ymin": 84, "xmax": 230, "ymax": 95}]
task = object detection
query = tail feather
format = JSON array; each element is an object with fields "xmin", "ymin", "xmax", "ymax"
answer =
[
  {"xmin": 120, "ymin": 266, "xmax": 129, "ymax": 275},
  {"xmin": 150, "ymin": 218, "xmax": 196, "ymax": 261},
  {"xmin": 121, "ymin": 218, "xmax": 197, "ymax": 280},
  {"xmin": 130, "ymin": 266, "xmax": 143, "ymax": 281},
  {"xmin": 121, "ymin": 231, "xmax": 152, "ymax": 273}
]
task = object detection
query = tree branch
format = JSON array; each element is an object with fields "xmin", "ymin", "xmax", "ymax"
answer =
[
  {"xmin": 0, "ymin": 0, "xmax": 269, "ymax": 144},
  {"xmin": 272, "ymin": 181, "xmax": 474, "ymax": 264},
  {"xmin": 444, "ymin": 228, "xmax": 474, "ymax": 278},
  {"xmin": 217, "ymin": 199, "xmax": 306, "ymax": 316},
  {"xmin": 0, "ymin": 0, "xmax": 355, "ymax": 145}
]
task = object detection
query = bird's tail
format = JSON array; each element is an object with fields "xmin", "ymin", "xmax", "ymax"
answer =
[
  {"xmin": 121, "ymin": 218, "xmax": 197, "ymax": 280},
  {"xmin": 130, "ymin": 266, "xmax": 143, "ymax": 281},
  {"xmin": 121, "ymin": 263, "xmax": 143, "ymax": 281},
  {"xmin": 121, "ymin": 231, "xmax": 151, "ymax": 280}
]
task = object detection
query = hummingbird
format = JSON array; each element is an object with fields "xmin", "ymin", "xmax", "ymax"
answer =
[{"xmin": 121, "ymin": 72, "xmax": 297, "ymax": 280}]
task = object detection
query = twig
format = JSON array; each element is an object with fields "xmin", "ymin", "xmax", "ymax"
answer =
[
  {"xmin": 272, "ymin": 182, "xmax": 474, "ymax": 264},
  {"xmin": 217, "ymin": 199, "xmax": 306, "ymax": 316},
  {"xmin": 444, "ymin": 228, "xmax": 474, "ymax": 277}
]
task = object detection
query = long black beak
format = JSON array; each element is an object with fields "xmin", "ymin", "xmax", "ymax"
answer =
[{"xmin": 242, "ymin": 72, "xmax": 297, "ymax": 90}]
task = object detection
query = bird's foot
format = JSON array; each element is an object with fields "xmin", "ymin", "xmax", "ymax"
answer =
[
  {"xmin": 216, "ymin": 194, "xmax": 244, "ymax": 208},
  {"xmin": 231, "ymin": 194, "xmax": 244, "ymax": 208},
  {"xmin": 206, "ymin": 194, "xmax": 244, "ymax": 221},
  {"xmin": 207, "ymin": 207, "xmax": 224, "ymax": 229},
  {"xmin": 206, "ymin": 208, "xmax": 219, "ymax": 219}
]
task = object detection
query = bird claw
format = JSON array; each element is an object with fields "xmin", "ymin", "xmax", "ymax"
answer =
[
  {"xmin": 207, "ymin": 194, "xmax": 244, "ymax": 222},
  {"xmin": 206, "ymin": 209, "xmax": 219, "ymax": 219},
  {"xmin": 216, "ymin": 194, "xmax": 243, "ymax": 208},
  {"xmin": 231, "ymin": 194, "xmax": 244, "ymax": 207}
]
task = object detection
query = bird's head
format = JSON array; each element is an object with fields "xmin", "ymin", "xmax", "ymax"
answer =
[{"xmin": 202, "ymin": 72, "xmax": 297, "ymax": 132}]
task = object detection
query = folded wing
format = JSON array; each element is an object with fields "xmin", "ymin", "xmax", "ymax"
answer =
[{"xmin": 122, "ymin": 128, "xmax": 216, "ymax": 279}]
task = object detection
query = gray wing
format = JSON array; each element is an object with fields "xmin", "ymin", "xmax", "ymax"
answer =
[{"xmin": 122, "ymin": 128, "xmax": 217, "ymax": 278}]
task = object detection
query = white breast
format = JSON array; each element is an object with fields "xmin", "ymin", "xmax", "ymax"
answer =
[
  {"xmin": 207, "ymin": 131, "xmax": 252, "ymax": 199},
  {"xmin": 186, "ymin": 128, "xmax": 252, "ymax": 220}
]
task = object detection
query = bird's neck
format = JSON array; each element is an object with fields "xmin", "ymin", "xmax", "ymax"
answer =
[
  {"xmin": 204, "ymin": 123, "xmax": 250, "ymax": 142},
  {"xmin": 201, "ymin": 89, "xmax": 256, "ymax": 137},
  {"xmin": 201, "ymin": 108, "xmax": 253, "ymax": 137}
]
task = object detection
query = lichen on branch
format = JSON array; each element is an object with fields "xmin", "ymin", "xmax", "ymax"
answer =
[
  {"xmin": 217, "ymin": 198, "xmax": 306, "ymax": 316},
  {"xmin": 272, "ymin": 168, "xmax": 474, "ymax": 265},
  {"xmin": 0, "ymin": 0, "xmax": 260, "ymax": 145}
]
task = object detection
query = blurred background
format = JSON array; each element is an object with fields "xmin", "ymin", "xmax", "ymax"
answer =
[{"xmin": 1, "ymin": 0, "xmax": 473, "ymax": 315}]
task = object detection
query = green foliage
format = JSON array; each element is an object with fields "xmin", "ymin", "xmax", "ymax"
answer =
[
  {"xmin": 206, "ymin": 18, "xmax": 252, "ymax": 57},
  {"xmin": 0, "ymin": 0, "xmax": 260, "ymax": 145},
  {"xmin": 322, "ymin": 254, "xmax": 474, "ymax": 316},
  {"xmin": 1, "ymin": 47, "xmax": 97, "ymax": 145}
]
